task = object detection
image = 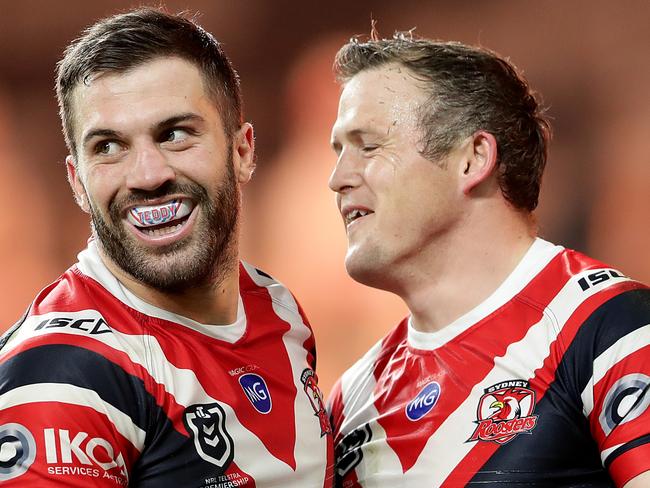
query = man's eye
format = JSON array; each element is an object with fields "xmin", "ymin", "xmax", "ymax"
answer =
[
  {"xmin": 362, "ymin": 145, "xmax": 379, "ymax": 153},
  {"xmin": 95, "ymin": 141, "xmax": 121, "ymax": 155},
  {"xmin": 164, "ymin": 128, "xmax": 190, "ymax": 143}
]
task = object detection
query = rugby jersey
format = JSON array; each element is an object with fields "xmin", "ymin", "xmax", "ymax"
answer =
[
  {"xmin": 0, "ymin": 241, "xmax": 334, "ymax": 487},
  {"xmin": 328, "ymin": 239, "xmax": 650, "ymax": 487}
]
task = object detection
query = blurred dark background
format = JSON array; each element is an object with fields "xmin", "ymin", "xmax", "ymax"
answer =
[{"xmin": 1, "ymin": 0, "xmax": 648, "ymax": 394}]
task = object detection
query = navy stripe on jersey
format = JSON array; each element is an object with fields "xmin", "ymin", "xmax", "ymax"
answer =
[
  {"xmin": 577, "ymin": 289, "xmax": 650, "ymax": 361},
  {"xmin": 0, "ymin": 343, "xmax": 154, "ymax": 431},
  {"xmin": 467, "ymin": 289, "xmax": 650, "ymax": 485},
  {"xmin": 466, "ymin": 383, "xmax": 612, "ymax": 486},
  {"xmin": 0, "ymin": 306, "xmax": 30, "ymax": 350},
  {"xmin": 0, "ymin": 344, "xmax": 232, "ymax": 486},
  {"xmin": 604, "ymin": 433, "xmax": 650, "ymax": 470},
  {"xmin": 254, "ymin": 267, "xmax": 274, "ymax": 280}
]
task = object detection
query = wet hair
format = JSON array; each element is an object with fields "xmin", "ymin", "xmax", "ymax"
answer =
[
  {"xmin": 56, "ymin": 7, "xmax": 242, "ymax": 159},
  {"xmin": 335, "ymin": 31, "xmax": 550, "ymax": 212}
]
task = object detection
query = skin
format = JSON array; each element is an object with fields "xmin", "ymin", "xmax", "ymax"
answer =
[
  {"xmin": 330, "ymin": 63, "xmax": 650, "ymax": 486},
  {"xmin": 329, "ymin": 63, "xmax": 534, "ymax": 333},
  {"xmin": 625, "ymin": 471, "xmax": 650, "ymax": 488},
  {"xmin": 66, "ymin": 56, "xmax": 255, "ymax": 325}
]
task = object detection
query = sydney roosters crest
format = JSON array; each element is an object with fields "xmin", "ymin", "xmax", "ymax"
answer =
[
  {"xmin": 301, "ymin": 368, "xmax": 331, "ymax": 437},
  {"xmin": 468, "ymin": 380, "xmax": 538, "ymax": 444}
]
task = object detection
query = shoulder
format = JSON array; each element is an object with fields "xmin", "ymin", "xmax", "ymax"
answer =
[
  {"xmin": 538, "ymin": 246, "xmax": 647, "ymax": 328},
  {"xmin": 0, "ymin": 267, "xmax": 151, "ymax": 418},
  {"xmin": 239, "ymin": 261, "xmax": 304, "ymax": 316}
]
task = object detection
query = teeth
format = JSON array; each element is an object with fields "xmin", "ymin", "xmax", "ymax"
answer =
[
  {"xmin": 141, "ymin": 222, "xmax": 184, "ymax": 237},
  {"xmin": 346, "ymin": 209, "xmax": 370, "ymax": 224},
  {"xmin": 127, "ymin": 199, "xmax": 194, "ymax": 228}
]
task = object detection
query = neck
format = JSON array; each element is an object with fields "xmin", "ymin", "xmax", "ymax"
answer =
[
  {"xmin": 396, "ymin": 206, "xmax": 536, "ymax": 333},
  {"xmin": 99, "ymin": 247, "xmax": 241, "ymax": 326}
]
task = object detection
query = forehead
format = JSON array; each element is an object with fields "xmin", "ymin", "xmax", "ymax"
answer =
[
  {"xmin": 334, "ymin": 64, "xmax": 428, "ymax": 134},
  {"xmin": 71, "ymin": 57, "xmax": 216, "ymax": 139}
]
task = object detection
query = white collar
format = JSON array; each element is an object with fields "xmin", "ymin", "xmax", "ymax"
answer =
[
  {"xmin": 407, "ymin": 238, "xmax": 563, "ymax": 350},
  {"xmin": 76, "ymin": 240, "xmax": 247, "ymax": 343}
]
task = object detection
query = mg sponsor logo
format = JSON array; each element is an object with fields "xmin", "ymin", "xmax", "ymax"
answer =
[
  {"xmin": 405, "ymin": 381, "xmax": 441, "ymax": 421},
  {"xmin": 238, "ymin": 373, "xmax": 272, "ymax": 414}
]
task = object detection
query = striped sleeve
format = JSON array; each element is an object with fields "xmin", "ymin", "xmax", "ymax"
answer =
[
  {"xmin": 576, "ymin": 288, "xmax": 650, "ymax": 486},
  {"xmin": 0, "ymin": 333, "xmax": 150, "ymax": 485}
]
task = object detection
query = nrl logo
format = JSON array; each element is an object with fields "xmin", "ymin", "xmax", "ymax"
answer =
[
  {"xmin": 467, "ymin": 380, "xmax": 538, "ymax": 445},
  {"xmin": 184, "ymin": 403, "xmax": 234, "ymax": 471}
]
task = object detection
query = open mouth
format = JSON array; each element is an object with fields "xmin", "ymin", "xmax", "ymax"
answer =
[
  {"xmin": 126, "ymin": 198, "xmax": 195, "ymax": 237},
  {"xmin": 344, "ymin": 208, "xmax": 373, "ymax": 226}
]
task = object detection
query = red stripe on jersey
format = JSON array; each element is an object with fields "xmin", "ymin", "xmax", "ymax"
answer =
[
  {"xmin": 1, "ymin": 402, "xmax": 138, "ymax": 487},
  {"xmin": 372, "ymin": 253, "xmax": 576, "ymax": 473},
  {"xmin": 58, "ymin": 266, "xmax": 301, "ymax": 470},
  {"xmin": 328, "ymin": 379, "xmax": 345, "ymax": 445},
  {"xmin": 328, "ymin": 379, "xmax": 360, "ymax": 488},
  {"xmin": 295, "ymin": 297, "xmax": 317, "ymax": 371},
  {"xmin": 442, "ymin": 280, "xmax": 641, "ymax": 486},
  {"xmin": 609, "ymin": 443, "xmax": 650, "ymax": 487},
  {"xmin": 323, "ymin": 437, "xmax": 335, "ymax": 488},
  {"xmin": 590, "ymin": 345, "xmax": 650, "ymax": 450},
  {"xmin": 1, "ymin": 331, "xmax": 188, "ymax": 436},
  {"xmin": 224, "ymin": 461, "xmax": 256, "ymax": 487},
  {"xmin": 233, "ymin": 266, "xmax": 298, "ymax": 469}
]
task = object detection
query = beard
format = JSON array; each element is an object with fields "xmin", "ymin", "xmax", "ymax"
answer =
[{"xmin": 89, "ymin": 151, "xmax": 239, "ymax": 293}]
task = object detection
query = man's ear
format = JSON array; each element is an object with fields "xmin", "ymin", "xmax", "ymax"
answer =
[
  {"xmin": 66, "ymin": 155, "xmax": 90, "ymax": 213},
  {"xmin": 459, "ymin": 130, "xmax": 499, "ymax": 195},
  {"xmin": 232, "ymin": 122, "xmax": 256, "ymax": 184}
]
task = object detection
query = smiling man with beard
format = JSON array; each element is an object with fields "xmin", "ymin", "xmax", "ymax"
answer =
[{"xmin": 0, "ymin": 8, "xmax": 333, "ymax": 487}]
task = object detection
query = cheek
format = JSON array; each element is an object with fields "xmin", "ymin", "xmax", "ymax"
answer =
[
  {"xmin": 175, "ymin": 147, "xmax": 226, "ymax": 183},
  {"xmin": 83, "ymin": 166, "xmax": 124, "ymax": 209},
  {"xmin": 363, "ymin": 157, "xmax": 397, "ymax": 190}
]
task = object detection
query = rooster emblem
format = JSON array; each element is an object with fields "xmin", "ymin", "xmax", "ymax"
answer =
[
  {"xmin": 301, "ymin": 368, "xmax": 332, "ymax": 436},
  {"xmin": 468, "ymin": 380, "xmax": 539, "ymax": 444},
  {"xmin": 487, "ymin": 387, "xmax": 531, "ymax": 421}
]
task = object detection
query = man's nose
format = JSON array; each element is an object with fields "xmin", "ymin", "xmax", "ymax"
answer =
[{"xmin": 125, "ymin": 144, "xmax": 176, "ymax": 192}]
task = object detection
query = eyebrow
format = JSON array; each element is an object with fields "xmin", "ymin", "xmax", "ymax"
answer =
[
  {"xmin": 82, "ymin": 128, "xmax": 123, "ymax": 149},
  {"xmin": 156, "ymin": 113, "xmax": 205, "ymax": 131},
  {"xmin": 81, "ymin": 113, "xmax": 206, "ymax": 148},
  {"xmin": 330, "ymin": 127, "xmax": 380, "ymax": 145}
]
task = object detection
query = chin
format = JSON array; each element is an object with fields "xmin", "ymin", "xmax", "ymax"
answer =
[{"xmin": 344, "ymin": 253, "xmax": 389, "ymax": 291}]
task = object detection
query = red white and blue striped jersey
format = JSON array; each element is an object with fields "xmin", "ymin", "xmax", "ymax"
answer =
[
  {"xmin": 328, "ymin": 239, "xmax": 650, "ymax": 487},
  {"xmin": 0, "ymin": 242, "xmax": 334, "ymax": 487}
]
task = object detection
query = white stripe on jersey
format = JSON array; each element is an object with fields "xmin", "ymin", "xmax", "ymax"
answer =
[
  {"xmin": 243, "ymin": 262, "xmax": 330, "ymax": 487},
  {"xmin": 76, "ymin": 241, "xmax": 248, "ymax": 343},
  {"xmin": 340, "ymin": 340, "xmax": 383, "ymax": 432},
  {"xmin": 600, "ymin": 442, "xmax": 624, "ymax": 464},
  {"xmin": 338, "ymin": 267, "xmax": 633, "ymax": 485},
  {"xmin": 581, "ymin": 324, "xmax": 650, "ymax": 417},
  {"xmin": 1, "ymin": 383, "xmax": 146, "ymax": 450},
  {"xmin": 338, "ymin": 340, "xmax": 404, "ymax": 485},
  {"xmin": 407, "ymin": 238, "xmax": 563, "ymax": 350},
  {"xmin": 3, "ymin": 310, "xmax": 299, "ymax": 480},
  {"xmin": 409, "ymin": 270, "xmax": 632, "ymax": 485}
]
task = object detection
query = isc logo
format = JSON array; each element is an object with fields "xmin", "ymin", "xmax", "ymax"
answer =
[
  {"xmin": 238, "ymin": 374, "xmax": 272, "ymax": 414},
  {"xmin": 577, "ymin": 269, "xmax": 625, "ymax": 291},
  {"xmin": 44, "ymin": 428, "xmax": 128, "ymax": 480},
  {"xmin": 405, "ymin": 382, "xmax": 441, "ymax": 421},
  {"xmin": 34, "ymin": 317, "xmax": 112, "ymax": 335}
]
